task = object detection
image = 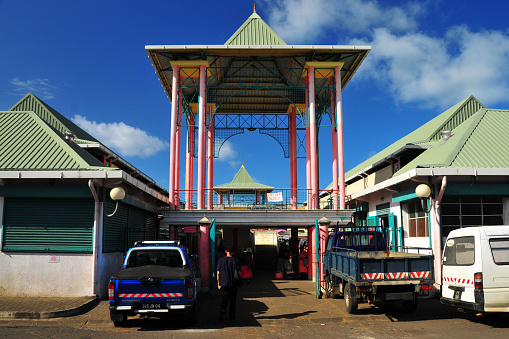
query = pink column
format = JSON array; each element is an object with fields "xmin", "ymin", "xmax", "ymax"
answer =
[
  {"xmin": 185, "ymin": 112, "xmax": 195, "ymax": 210},
  {"xmin": 197, "ymin": 65, "xmax": 207, "ymax": 209},
  {"xmin": 308, "ymin": 226, "xmax": 316, "ymax": 280},
  {"xmin": 207, "ymin": 109, "xmax": 214, "ymax": 210},
  {"xmin": 305, "ymin": 76, "xmax": 311, "ymax": 210},
  {"xmin": 168, "ymin": 65, "xmax": 180, "ymax": 209},
  {"xmin": 290, "ymin": 106, "xmax": 297, "ymax": 210},
  {"xmin": 308, "ymin": 66, "xmax": 318, "ymax": 209},
  {"xmin": 175, "ymin": 125, "xmax": 181, "ymax": 208},
  {"xmin": 330, "ymin": 77, "xmax": 338, "ymax": 210},
  {"xmin": 319, "ymin": 222, "xmax": 329, "ymax": 287},
  {"xmin": 335, "ymin": 66, "xmax": 345, "ymax": 209},
  {"xmin": 198, "ymin": 222, "xmax": 210, "ymax": 290}
]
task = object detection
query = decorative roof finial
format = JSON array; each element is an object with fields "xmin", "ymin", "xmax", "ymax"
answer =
[{"xmin": 254, "ymin": 2, "xmax": 256, "ymax": 13}]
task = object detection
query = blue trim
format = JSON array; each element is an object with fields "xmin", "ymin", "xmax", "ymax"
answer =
[
  {"xmin": 445, "ymin": 184, "xmax": 509, "ymax": 195},
  {"xmin": 392, "ymin": 189, "xmax": 418, "ymax": 203}
]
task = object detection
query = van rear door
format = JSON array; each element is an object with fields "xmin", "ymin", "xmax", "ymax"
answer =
[
  {"xmin": 442, "ymin": 232, "xmax": 481, "ymax": 310},
  {"xmin": 480, "ymin": 227, "xmax": 509, "ymax": 312}
]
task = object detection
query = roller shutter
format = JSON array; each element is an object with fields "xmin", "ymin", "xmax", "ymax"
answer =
[{"xmin": 2, "ymin": 197, "xmax": 94, "ymax": 252}]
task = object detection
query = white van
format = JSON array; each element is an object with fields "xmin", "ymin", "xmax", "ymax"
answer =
[{"xmin": 441, "ymin": 226, "xmax": 509, "ymax": 313}]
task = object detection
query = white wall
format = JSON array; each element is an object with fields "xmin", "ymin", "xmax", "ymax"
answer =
[{"xmin": 0, "ymin": 252, "xmax": 94, "ymax": 297}]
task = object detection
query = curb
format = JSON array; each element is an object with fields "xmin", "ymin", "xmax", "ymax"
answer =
[{"xmin": 0, "ymin": 297, "xmax": 99, "ymax": 319}]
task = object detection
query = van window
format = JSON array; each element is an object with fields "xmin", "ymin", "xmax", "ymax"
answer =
[
  {"xmin": 489, "ymin": 238, "xmax": 509, "ymax": 265},
  {"xmin": 443, "ymin": 236, "xmax": 475, "ymax": 266}
]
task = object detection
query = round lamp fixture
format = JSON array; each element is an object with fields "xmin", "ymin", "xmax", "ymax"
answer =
[
  {"xmin": 415, "ymin": 184, "xmax": 431, "ymax": 199},
  {"xmin": 110, "ymin": 187, "xmax": 126, "ymax": 201}
]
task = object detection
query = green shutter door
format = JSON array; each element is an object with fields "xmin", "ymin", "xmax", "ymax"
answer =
[
  {"xmin": 127, "ymin": 206, "xmax": 145, "ymax": 249},
  {"xmin": 2, "ymin": 197, "xmax": 94, "ymax": 252},
  {"xmin": 103, "ymin": 200, "xmax": 129, "ymax": 253}
]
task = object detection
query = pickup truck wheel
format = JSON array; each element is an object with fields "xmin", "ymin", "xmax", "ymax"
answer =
[
  {"xmin": 402, "ymin": 298, "xmax": 418, "ymax": 313},
  {"xmin": 325, "ymin": 275, "xmax": 334, "ymax": 298},
  {"xmin": 345, "ymin": 283, "xmax": 358, "ymax": 314},
  {"xmin": 113, "ymin": 314, "xmax": 127, "ymax": 327}
]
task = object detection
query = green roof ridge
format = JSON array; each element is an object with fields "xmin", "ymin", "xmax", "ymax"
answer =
[
  {"xmin": 9, "ymin": 93, "xmax": 99, "ymax": 143},
  {"xmin": 344, "ymin": 96, "xmax": 483, "ymax": 179},
  {"xmin": 214, "ymin": 164, "xmax": 274, "ymax": 189},
  {"xmin": 225, "ymin": 10, "xmax": 287, "ymax": 45},
  {"xmin": 0, "ymin": 111, "xmax": 107, "ymax": 170}
]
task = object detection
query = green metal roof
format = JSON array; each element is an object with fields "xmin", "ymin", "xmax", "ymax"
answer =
[
  {"xmin": 9, "ymin": 93, "xmax": 99, "ymax": 143},
  {"xmin": 0, "ymin": 111, "xmax": 108, "ymax": 170},
  {"xmin": 225, "ymin": 10, "xmax": 287, "ymax": 45},
  {"xmin": 346, "ymin": 96, "xmax": 485, "ymax": 177},
  {"xmin": 214, "ymin": 165, "xmax": 274, "ymax": 191},
  {"xmin": 325, "ymin": 95, "xmax": 503, "ymax": 189}
]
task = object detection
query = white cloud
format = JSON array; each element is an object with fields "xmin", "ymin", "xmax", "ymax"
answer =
[
  {"xmin": 261, "ymin": 0, "xmax": 423, "ymax": 43},
  {"xmin": 71, "ymin": 115, "xmax": 169, "ymax": 158},
  {"xmin": 355, "ymin": 27, "xmax": 509, "ymax": 108},
  {"xmin": 11, "ymin": 78, "xmax": 58, "ymax": 100},
  {"xmin": 217, "ymin": 140, "xmax": 240, "ymax": 168}
]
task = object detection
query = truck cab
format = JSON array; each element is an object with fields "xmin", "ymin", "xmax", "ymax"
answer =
[{"xmin": 441, "ymin": 226, "xmax": 509, "ymax": 313}]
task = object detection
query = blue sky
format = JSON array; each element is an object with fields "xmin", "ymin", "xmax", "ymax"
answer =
[{"xmin": 2, "ymin": 0, "xmax": 509, "ymax": 194}]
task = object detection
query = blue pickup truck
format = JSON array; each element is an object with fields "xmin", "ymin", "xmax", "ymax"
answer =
[
  {"xmin": 108, "ymin": 241, "xmax": 197, "ymax": 327},
  {"xmin": 323, "ymin": 227, "xmax": 434, "ymax": 314}
]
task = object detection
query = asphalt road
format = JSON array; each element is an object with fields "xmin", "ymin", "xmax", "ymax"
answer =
[
  {"xmin": 1, "ymin": 272, "xmax": 508, "ymax": 338},
  {"xmin": 1, "ymin": 297, "xmax": 508, "ymax": 338}
]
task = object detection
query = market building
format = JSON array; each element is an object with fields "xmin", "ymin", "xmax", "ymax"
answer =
[
  {"xmin": 146, "ymin": 8, "xmax": 368, "ymax": 291},
  {"xmin": 0, "ymin": 93, "xmax": 168, "ymax": 298},
  {"xmin": 325, "ymin": 95, "xmax": 509, "ymax": 285}
]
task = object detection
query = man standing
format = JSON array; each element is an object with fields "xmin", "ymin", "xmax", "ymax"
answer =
[{"xmin": 216, "ymin": 245, "xmax": 241, "ymax": 322}]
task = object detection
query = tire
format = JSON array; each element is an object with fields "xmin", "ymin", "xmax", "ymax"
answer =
[
  {"xmin": 325, "ymin": 274, "xmax": 334, "ymax": 299},
  {"xmin": 402, "ymin": 298, "xmax": 418, "ymax": 313},
  {"xmin": 113, "ymin": 314, "xmax": 127, "ymax": 327},
  {"xmin": 345, "ymin": 283, "xmax": 358, "ymax": 314}
]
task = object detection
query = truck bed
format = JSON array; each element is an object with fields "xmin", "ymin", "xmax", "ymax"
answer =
[
  {"xmin": 112, "ymin": 265, "xmax": 193, "ymax": 280},
  {"xmin": 330, "ymin": 249, "xmax": 434, "ymax": 285}
]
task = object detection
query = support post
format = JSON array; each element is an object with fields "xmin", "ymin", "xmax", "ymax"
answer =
[
  {"xmin": 169, "ymin": 65, "xmax": 180, "ymax": 208},
  {"xmin": 308, "ymin": 67, "xmax": 318, "ymax": 209},
  {"xmin": 330, "ymin": 77, "xmax": 338, "ymax": 210},
  {"xmin": 185, "ymin": 112, "xmax": 195, "ymax": 210},
  {"xmin": 207, "ymin": 108, "xmax": 214, "ymax": 210},
  {"xmin": 197, "ymin": 65, "xmax": 207, "ymax": 209},
  {"xmin": 290, "ymin": 106, "xmax": 298, "ymax": 210},
  {"xmin": 335, "ymin": 66, "xmax": 346, "ymax": 209},
  {"xmin": 198, "ymin": 217, "xmax": 211, "ymax": 293}
]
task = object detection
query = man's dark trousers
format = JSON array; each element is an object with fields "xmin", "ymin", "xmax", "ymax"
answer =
[{"xmin": 219, "ymin": 285, "xmax": 238, "ymax": 320}]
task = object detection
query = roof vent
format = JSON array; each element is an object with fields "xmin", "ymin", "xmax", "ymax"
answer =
[
  {"xmin": 64, "ymin": 131, "xmax": 76, "ymax": 142},
  {"xmin": 441, "ymin": 129, "xmax": 452, "ymax": 141}
]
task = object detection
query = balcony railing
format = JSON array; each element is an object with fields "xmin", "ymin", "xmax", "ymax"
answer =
[{"xmin": 169, "ymin": 188, "xmax": 341, "ymax": 211}]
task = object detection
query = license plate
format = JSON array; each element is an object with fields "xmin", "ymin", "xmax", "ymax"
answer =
[
  {"xmin": 453, "ymin": 290, "xmax": 462, "ymax": 300},
  {"xmin": 140, "ymin": 303, "xmax": 164, "ymax": 309}
]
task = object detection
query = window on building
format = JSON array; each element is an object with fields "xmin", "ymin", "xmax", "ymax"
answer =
[
  {"xmin": 406, "ymin": 199, "xmax": 428, "ymax": 237},
  {"xmin": 441, "ymin": 196, "xmax": 503, "ymax": 237}
]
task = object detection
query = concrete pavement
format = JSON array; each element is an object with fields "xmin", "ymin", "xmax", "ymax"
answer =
[{"xmin": 0, "ymin": 270, "xmax": 441, "ymax": 325}]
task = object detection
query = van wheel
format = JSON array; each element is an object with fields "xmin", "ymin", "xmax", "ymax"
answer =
[
  {"xmin": 325, "ymin": 274, "xmax": 335, "ymax": 298},
  {"xmin": 345, "ymin": 283, "xmax": 358, "ymax": 314},
  {"xmin": 402, "ymin": 299, "xmax": 418, "ymax": 313}
]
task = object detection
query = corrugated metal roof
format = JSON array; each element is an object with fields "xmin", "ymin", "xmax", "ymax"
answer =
[
  {"xmin": 225, "ymin": 10, "xmax": 287, "ymax": 46},
  {"xmin": 344, "ymin": 96, "xmax": 485, "ymax": 181},
  {"xmin": 214, "ymin": 164, "xmax": 274, "ymax": 190},
  {"xmin": 9, "ymin": 93, "xmax": 98, "ymax": 142},
  {"xmin": 451, "ymin": 109, "xmax": 509, "ymax": 168},
  {"xmin": 0, "ymin": 111, "xmax": 107, "ymax": 170}
]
